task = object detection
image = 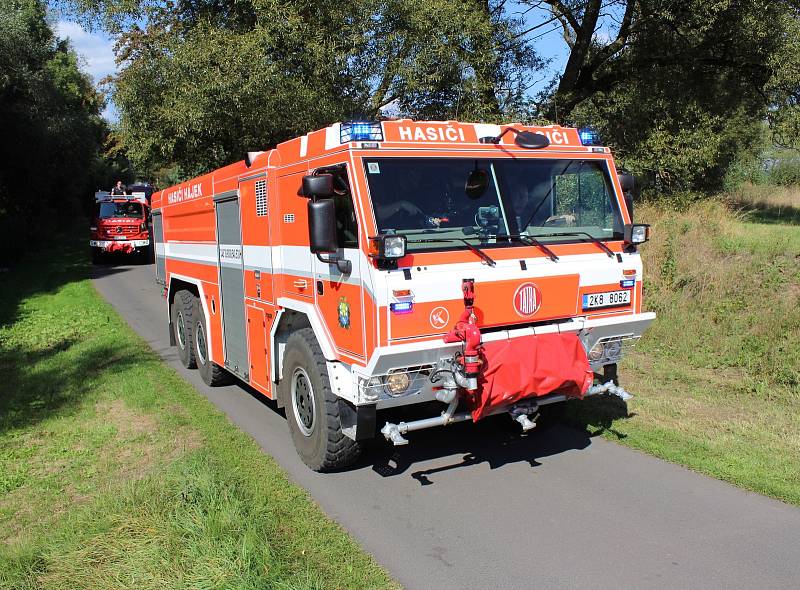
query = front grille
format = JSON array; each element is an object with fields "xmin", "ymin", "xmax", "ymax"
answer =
[{"xmin": 101, "ymin": 225, "xmax": 140, "ymax": 237}]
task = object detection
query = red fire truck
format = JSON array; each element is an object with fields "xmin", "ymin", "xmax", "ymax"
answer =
[
  {"xmin": 90, "ymin": 192, "xmax": 151, "ymax": 263},
  {"xmin": 152, "ymin": 119, "xmax": 654, "ymax": 471}
]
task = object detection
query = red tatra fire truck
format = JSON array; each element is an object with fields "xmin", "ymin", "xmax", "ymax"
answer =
[
  {"xmin": 90, "ymin": 191, "xmax": 151, "ymax": 263},
  {"xmin": 152, "ymin": 119, "xmax": 654, "ymax": 471}
]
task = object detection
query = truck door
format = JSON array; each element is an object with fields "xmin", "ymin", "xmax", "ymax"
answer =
[
  {"xmin": 275, "ymin": 172, "xmax": 314, "ymax": 299},
  {"xmin": 215, "ymin": 194, "xmax": 249, "ymax": 380},
  {"xmin": 310, "ymin": 164, "xmax": 366, "ymax": 359},
  {"xmin": 152, "ymin": 210, "xmax": 165, "ymax": 284}
]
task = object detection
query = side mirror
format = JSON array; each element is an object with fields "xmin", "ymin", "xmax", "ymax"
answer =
[
  {"xmin": 308, "ymin": 199, "xmax": 337, "ymax": 253},
  {"xmin": 308, "ymin": 198, "xmax": 352, "ymax": 274},
  {"xmin": 302, "ymin": 174, "xmax": 334, "ymax": 198},
  {"xmin": 514, "ymin": 131, "xmax": 549, "ymax": 149},
  {"xmin": 618, "ymin": 171, "xmax": 636, "ymax": 220}
]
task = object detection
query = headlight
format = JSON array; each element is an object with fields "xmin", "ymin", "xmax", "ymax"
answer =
[
  {"xmin": 383, "ymin": 236, "xmax": 406, "ymax": 258},
  {"xmin": 385, "ymin": 370, "xmax": 410, "ymax": 396},
  {"xmin": 624, "ymin": 223, "xmax": 650, "ymax": 244},
  {"xmin": 369, "ymin": 234, "xmax": 407, "ymax": 259}
]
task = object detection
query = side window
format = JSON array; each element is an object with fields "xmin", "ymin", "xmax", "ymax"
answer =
[{"xmin": 316, "ymin": 165, "xmax": 358, "ymax": 248}]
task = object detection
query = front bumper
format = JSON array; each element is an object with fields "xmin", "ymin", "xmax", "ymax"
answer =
[
  {"xmin": 90, "ymin": 239, "xmax": 150, "ymax": 248},
  {"xmin": 350, "ymin": 312, "xmax": 656, "ymax": 409}
]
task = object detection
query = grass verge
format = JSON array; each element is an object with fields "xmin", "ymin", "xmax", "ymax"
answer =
[
  {"xmin": 565, "ymin": 188, "xmax": 800, "ymax": 505},
  {"xmin": 0, "ymin": 234, "xmax": 397, "ymax": 589}
]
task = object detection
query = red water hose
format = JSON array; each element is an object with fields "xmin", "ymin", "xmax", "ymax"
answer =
[{"xmin": 443, "ymin": 279, "xmax": 483, "ymax": 390}]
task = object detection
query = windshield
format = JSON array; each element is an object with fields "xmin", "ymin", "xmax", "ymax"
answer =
[
  {"xmin": 96, "ymin": 202, "xmax": 143, "ymax": 219},
  {"xmin": 365, "ymin": 157, "xmax": 623, "ymax": 253}
]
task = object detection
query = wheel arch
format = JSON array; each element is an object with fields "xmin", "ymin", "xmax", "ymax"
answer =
[{"xmin": 270, "ymin": 298, "xmax": 339, "ymax": 407}]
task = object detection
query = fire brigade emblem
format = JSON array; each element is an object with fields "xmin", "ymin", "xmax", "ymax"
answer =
[
  {"xmin": 337, "ymin": 297, "xmax": 351, "ymax": 329},
  {"xmin": 429, "ymin": 306, "xmax": 450, "ymax": 329},
  {"xmin": 513, "ymin": 282, "xmax": 542, "ymax": 317}
]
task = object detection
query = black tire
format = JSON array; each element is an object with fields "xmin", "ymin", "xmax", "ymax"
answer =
[
  {"xmin": 171, "ymin": 290, "xmax": 197, "ymax": 369},
  {"xmin": 193, "ymin": 298, "xmax": 230, "ymax": 386},
  {"xmin": 91, "ymin": 248, "xmax": 103, "ymax": 264},
  {"xmin": 280, "ymin": 328, "xmax": 360, "ymax": 471}
]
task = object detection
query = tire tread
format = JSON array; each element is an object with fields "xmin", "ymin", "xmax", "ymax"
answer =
[{"xmin": 286, "ymin": 328, "xmax": 360, "ymax": 471}]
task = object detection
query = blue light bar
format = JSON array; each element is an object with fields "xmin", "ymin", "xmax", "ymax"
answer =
[
  {"xmin": 578, "ymin": 128, "xmax": 601, "ymax": 146},
  {"xmin": 620, "ymin": 279, "xmax": 636, "ymax": 288},
  {"xmin": 390, "ymin": 301, "xmax": 414, "ymax": 314},
  {"xmin": 341, "ymin": 121, "xmax": 383, "ymax": 143}
]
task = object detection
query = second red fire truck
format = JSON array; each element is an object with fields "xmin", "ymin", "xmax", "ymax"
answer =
[
  {"xmin": 152, "ymin": 119, "xmax": 654, "ymax": 471},
  {"xmin": 90, "ymin": 191, "xmax": 151, "ymax": 263}
]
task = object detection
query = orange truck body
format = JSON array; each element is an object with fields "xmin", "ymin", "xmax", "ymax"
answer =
[{"xmin": 153, "ymin": 119, "xmax": 654, "ymax": 469}]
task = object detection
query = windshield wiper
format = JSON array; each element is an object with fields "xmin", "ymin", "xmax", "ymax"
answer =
[
  {"xmin": 538, "ymin": 231, "xmax": 615, "ymax": 257},
  {"xmin": 492, "ymin": 234, "xmax": 559, "ymax": 262},
  {"xmin": 406, "ymin": 238, "xmax": 496, "ymax": 267}
]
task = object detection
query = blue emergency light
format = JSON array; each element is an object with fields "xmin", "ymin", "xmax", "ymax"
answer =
[
  {"xmin": 341, "ymin": 121, "xmax": 384, "ymax": 142},
  {"xmin": 390, "ymin": 301, "xmax": 414, "ymax": 314},
  {"xmin": 578, "ymin": 128, "xmax": 601, "ymax": 146}
]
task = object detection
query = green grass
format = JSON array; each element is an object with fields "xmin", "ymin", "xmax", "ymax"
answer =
[
  {"xmin": 0, "ymin": 234, "xmax": 397, "ymax": 589},
  {"xmin": 564, "ymin": 190, "xmax": 800, "ymax": 505}
]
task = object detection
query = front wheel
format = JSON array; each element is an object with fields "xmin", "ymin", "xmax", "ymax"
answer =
[{"xmin": 281, "ymin": 328, "xmax": 360, "ymax": 471}]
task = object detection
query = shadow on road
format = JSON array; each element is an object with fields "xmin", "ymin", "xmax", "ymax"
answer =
[{"xmin": 238, "ymin": 377, "xmax": 631, "ymax": 483}]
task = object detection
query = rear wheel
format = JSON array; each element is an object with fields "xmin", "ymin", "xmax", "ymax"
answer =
[
  {"xmin": 281, "ymin": 328, "xmax": 360, "ymax": 471},
  {"xmin": 193, "ymin": 299, "xmax": 230, "ymax": 386},
  {"xmin": 171, "ymin": 290, "xmax": 197, "ymax": 369}
]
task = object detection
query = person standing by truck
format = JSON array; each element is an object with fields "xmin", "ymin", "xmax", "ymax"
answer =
[{"xmin": 110, "ymin": 180, "xmax": 126, "ymax": 196}]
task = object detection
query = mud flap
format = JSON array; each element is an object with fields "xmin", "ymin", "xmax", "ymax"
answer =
[{"xmin": 339, "ymin": 399, "xmax": 376, "ymax": 441}]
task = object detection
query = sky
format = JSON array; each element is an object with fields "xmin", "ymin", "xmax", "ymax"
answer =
[
  {"xmin": 53, "ymin": 19, "xmax": 119, "ymax": 121},
  {"xmin": 53, "ymin": 3, "xmax": 585, "ymax": 124}
]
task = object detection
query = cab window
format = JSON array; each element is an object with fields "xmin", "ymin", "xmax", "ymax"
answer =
[{"xmin": 315, "ymin": 164, "xmax": 358, "ymax": 248}]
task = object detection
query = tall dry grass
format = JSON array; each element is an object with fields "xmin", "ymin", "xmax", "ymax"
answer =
[
  {"xmin": 634, "ymin": 195, "xmax": 800, "ymax": 398},
  {"xmin": 728, "ymin": 182, "xmax": 800, "ymax": 209}
]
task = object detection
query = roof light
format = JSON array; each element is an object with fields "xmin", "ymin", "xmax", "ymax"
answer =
[
  {"xmin": 578, "ymin": 128, "xmax": 601, "ymax": 146},
  {"xmin": 341, "ymin": 121, "xmax": 383, "ymax": 143}
]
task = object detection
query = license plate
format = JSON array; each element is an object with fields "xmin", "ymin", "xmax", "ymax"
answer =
[{"xmin": 582, "ymin": 289, "xmax": 631, "ymax": 309}]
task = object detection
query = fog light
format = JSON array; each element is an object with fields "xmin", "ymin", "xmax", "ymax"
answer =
[
  {"xmin": 385, "ymin": 371, "xmax": 410, "ymax": 396},
  {"xmin": 604, "ymin": 339, "xmax": 622, "ymax": 360},
  {"xmin": 588, "ymin": 342, "xmax": 604, "ymax": 361}
]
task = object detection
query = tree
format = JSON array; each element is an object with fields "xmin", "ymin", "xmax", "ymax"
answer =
[
  {"xmin": 766, "ymin": 6, "xmax": 800, "ymax": 149},
  {"xmin": 68, "ymin": 0, "xmax": 539, "ymax": 178},
  {"xmin": 0, "ymin": 0, "xmax": 109, "ymax": 263},
  {"xmin": 521, "ymin": 0, "xmax": 796, "ymax": 191}
]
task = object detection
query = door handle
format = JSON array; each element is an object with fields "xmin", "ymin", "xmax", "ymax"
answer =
[{"xmin": 293, "ymin": 279, "xmax": 308, "ymax": 289}]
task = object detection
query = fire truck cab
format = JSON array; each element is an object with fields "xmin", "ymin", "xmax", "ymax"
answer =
[
  {"xmin": 90, "ymin": 192, "xmax": 151, "ymax": 263},
  {"xmin": 152, "ymin": 119, "xmax": 655, "ymax": 471}
]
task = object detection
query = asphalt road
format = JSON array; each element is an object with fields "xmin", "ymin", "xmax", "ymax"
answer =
[{"xmin": 93, "ymin": 260, "xmax": 800, "ymax": 590}]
